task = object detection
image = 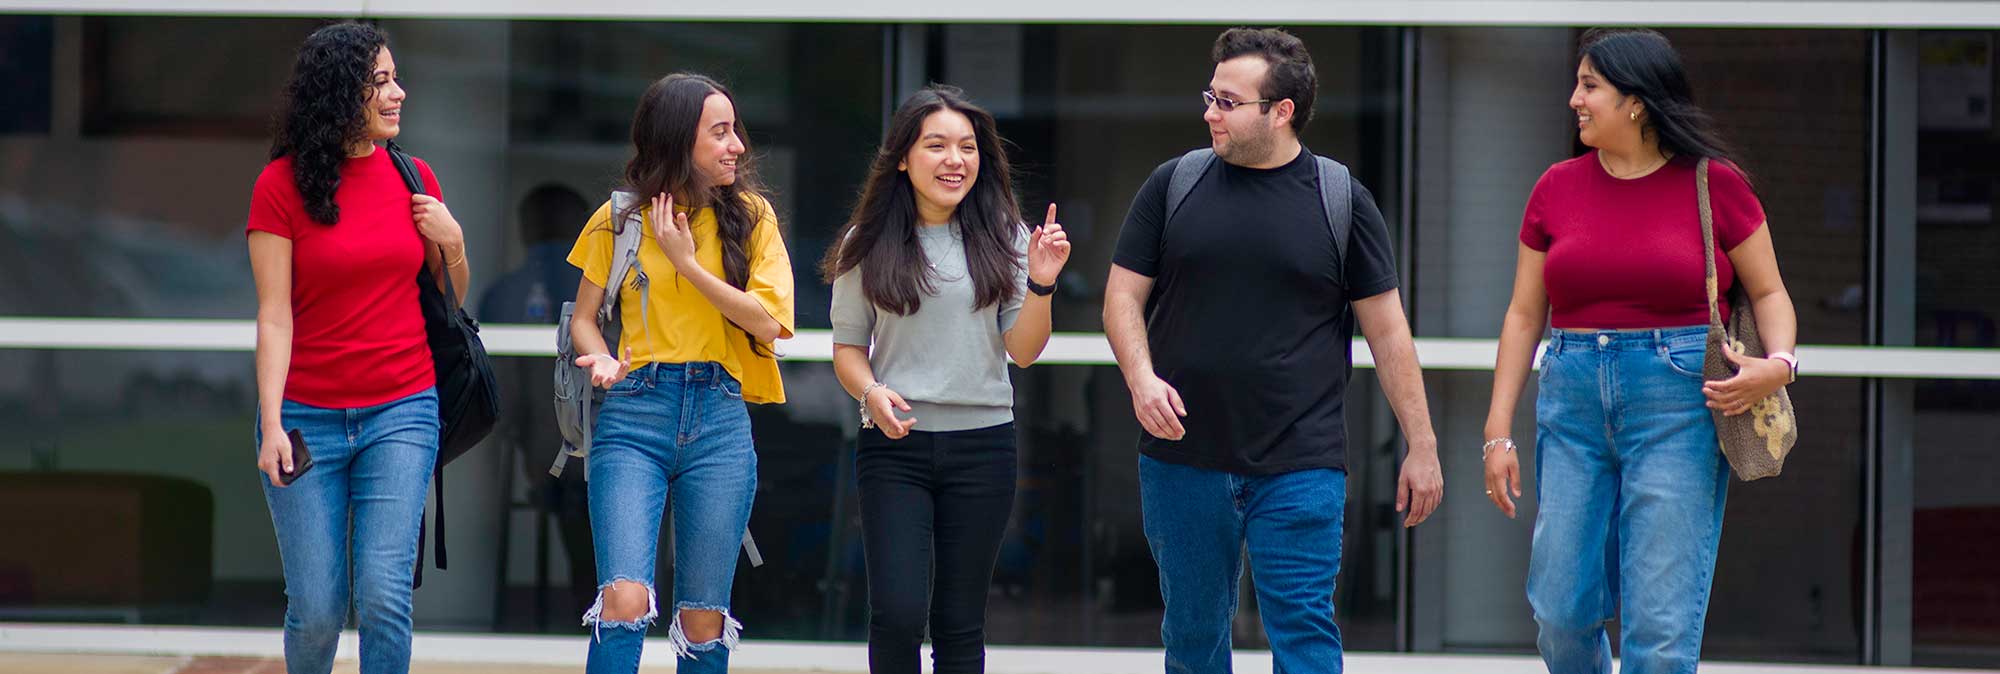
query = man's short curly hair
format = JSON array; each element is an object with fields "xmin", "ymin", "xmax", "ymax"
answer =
[{"xmin": 1212, "ymin": 27, "xmax": 1316, "ymax": 134}]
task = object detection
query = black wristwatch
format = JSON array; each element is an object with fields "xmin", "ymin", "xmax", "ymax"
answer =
[{"xmin": 1026, "ymin": 278, "xmax": 1057, "ymax": 296}]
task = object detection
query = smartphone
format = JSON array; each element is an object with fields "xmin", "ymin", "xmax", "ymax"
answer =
[{"xmin": 281, "ymin": 428, "xmax": 317, "ymax": 486}]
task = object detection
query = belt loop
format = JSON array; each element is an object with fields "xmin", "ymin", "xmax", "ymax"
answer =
[{"xmin": 1549, "ymin": 331, "xmax": 1563, "ymax": 354}]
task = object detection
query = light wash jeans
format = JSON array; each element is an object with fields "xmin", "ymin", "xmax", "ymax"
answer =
[
  {"xmin": 258, "ymin": 387, "xmax": 439, "ymax": 674},
  {"xmin": 584, "ymin": 362, "xmax": 757, "ymax": 674},
  {"xmin": 1529, "ymin": 327, "xmax": 1730, "ymax": 674}
]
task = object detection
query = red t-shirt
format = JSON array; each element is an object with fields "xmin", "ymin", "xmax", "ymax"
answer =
[
  {"xmin": 246, "ymin": 148, "xmax": 442, "ymax": 408},
  {"xmin": 1520, "ymin": 151, "xmax": 1766, "ymax": 329}
]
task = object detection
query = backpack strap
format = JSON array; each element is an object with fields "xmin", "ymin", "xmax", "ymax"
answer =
[
  {"xmin": 1163, "ymin": 147, "xmax": 1353, "ymax": 284},
  {"xmin": 1312, "ymin": 153, "xmax": 1353, "ymax": 286},
  {"xmin": 388, "ymin": 140, "xmax": 456, "ymax": 586},
  {"xmin": 1164, "ymin": 148, "xmax": 1217, "ymax": 231},
  {"xmin": 603, "ymin": 192, "xmax": 648, "ymax": 323}
]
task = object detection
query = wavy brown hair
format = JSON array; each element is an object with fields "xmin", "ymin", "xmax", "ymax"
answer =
[
  {"xmin": 270, "ymin": 22, "xmax": 388, "ymax": 225},
  {"xmin": 613, "ymin": 73, "xmax": 773, "ymax": 353},
  {"xmin": 819, "ymin": 86, "xmax": 1023, "ymax": 315}
]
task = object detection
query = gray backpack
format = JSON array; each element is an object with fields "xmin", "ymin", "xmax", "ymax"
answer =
[
  {"xmin": 549, "ymin": 192, "xmax": 765, "ymax": 566},
  {"xmin": 552, "ymin": 191, "xmax": 648, "ymax": 481},
  {"xmin": 1165, "ymin": 147, "xmax": 1354, "ymax": 282}
]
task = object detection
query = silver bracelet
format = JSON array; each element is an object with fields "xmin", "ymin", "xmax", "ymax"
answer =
[
  {"xmin": 1482, "ymin": 437, "xmax": 1517, "ymax": 459},
  {"xmin": 858, "ymin": 382, "xmax": 888, "ymax": 429}
]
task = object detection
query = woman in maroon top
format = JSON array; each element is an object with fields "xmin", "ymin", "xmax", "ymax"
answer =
[
  {"xmin": 1480, "ymin": 29, "xmax": 1798, "ymax": 673},
  {"xmin": 246, "ymin": 23, "xmax": 470, "ymax": 674}
]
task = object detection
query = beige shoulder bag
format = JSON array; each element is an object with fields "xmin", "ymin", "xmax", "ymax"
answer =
[{"xmin": 1697, "ymin": 157, "xmax": 1797, "ymax": 481}]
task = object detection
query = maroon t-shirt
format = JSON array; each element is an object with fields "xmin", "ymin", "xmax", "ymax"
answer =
[
  {"xmin": 246, "ymin": 148, "xmax": 441, "ymax": 408},
  {"xmin": 1520, "ymin": 151, "xmax": 1766, "ymax": 329}
]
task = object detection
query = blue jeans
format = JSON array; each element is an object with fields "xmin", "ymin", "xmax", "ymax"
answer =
[
  {"xmin": 1140, "ymin": 455, "xmax": 1347, "ymax": 674},
  {"xmin": 257, "ymin": 387, "xmax": 439, "ymax": 674},
  {"xmin": 584, "ymin": 362, "xmax": 757, "ymax": 674},
  {"xmin": 1529, "ymin": 327, "xmax": 1730, "ymax": 674}
]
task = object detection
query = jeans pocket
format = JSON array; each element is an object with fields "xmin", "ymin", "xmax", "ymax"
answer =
[
  {"xmin": 719, "ymin": 376, "xmax": 744, "ymax": 400},
  {"xmin": 604, "ymin": 376, "xmax": 647, "ymax": 398},
  {"xmin": 1663, "ymin": 342, "xmax": 1707, "ymax": 380}
]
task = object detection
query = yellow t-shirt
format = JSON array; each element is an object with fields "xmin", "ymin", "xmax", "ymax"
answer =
[{"xmin": 566, "ymin": 193, "xmax": 795, "ymax": 404}]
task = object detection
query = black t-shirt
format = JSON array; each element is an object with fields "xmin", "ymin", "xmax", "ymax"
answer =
[{"xmin": 1111, "ymin": 148, "xmax": 1399, "ymax": 475}]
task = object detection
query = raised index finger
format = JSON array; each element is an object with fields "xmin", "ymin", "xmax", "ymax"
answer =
[{"xmin": 1044, "ymin": 202, "xmax": 1058, "ymax": 227}]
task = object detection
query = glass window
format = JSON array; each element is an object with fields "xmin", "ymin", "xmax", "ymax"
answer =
[
  {"xmin": 0, "ymin": 16, "xmax": 53, "ymax": 135},
  {"xmin": 1911, "ymin": 29, "xmax": 2000, "ymax": 668},
  {"xmin": 1665, "ymin": 28, "xmax": 1870, "ymax": 664},
  {"xmin": 0, "ymin": 348, "xmax": 273, "ymax": 625},
  {"xmin": 81, "ymin": 17, "xmax": 318, "ymax": 137},
  {"xmin": 1, "ymin": 17, "xmax": 310, "ymax": 319}
]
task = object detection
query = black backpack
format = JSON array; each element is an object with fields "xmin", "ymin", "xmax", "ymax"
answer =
[{"xmin": 388, "ymin": 140, "xmax": 501, "ymax": 587}]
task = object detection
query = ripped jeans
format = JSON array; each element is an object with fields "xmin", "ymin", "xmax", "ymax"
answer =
[{"xmin": 583, "ymin": 362, "xmax": 758, "ymax": 674}]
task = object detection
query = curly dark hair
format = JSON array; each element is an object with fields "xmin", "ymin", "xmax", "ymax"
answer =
[{"xmin": 270, "ymin": 22, "xmax": 389, "ymax": 226}]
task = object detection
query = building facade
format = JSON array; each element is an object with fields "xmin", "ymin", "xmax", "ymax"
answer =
[{"xmin": 0, "ymin": 2, "xmax": 1996, "ymax": 668}]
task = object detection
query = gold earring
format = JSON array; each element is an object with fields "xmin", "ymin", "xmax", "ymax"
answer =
[{"xmin": 1629, "ymin": 111, "xmax": 1638, "ymax": 121}]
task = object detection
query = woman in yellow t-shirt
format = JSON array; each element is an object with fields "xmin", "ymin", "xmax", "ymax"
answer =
[{"xmin": 565, "ymin": 72, "xmax": 794, "ymax": 674}]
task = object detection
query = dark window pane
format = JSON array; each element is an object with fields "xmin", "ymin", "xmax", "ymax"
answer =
[
  {"xmin": 1913, "ymin": 29, "xmax": 2000, "ymax": 668},
  {"xmin": 1909, "ymin": 377, "xmax": 2000, "ymax": 667},
  {"xmin": 1662, "ymin": 29, "xmax": 1871, "ymax": 664},
  {"xmin": 0, "ymin": 349, "xmax": 277, "ymax": 625},
  {"xmin": 80, "ymin": 17, "xmax": 317, "ymax": 137},
  {"xmin": 0, "ymin": 16, "xmax": 52, "ymax": 134}
]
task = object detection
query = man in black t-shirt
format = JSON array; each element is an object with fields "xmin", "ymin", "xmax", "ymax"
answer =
[{"xmin": 1104, "ymin": 28, "xmax": 1442, "ymax": 673}]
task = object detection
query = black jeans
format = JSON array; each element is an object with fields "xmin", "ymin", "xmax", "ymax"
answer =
[{"xmin": 857, "ymin": 422, "xmax": 1018, "ymax": 674}]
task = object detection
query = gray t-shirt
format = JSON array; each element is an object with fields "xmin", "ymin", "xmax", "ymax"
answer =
[{"xmin": 830, "ymin": 223, "xmax": 1028, "ymax": 432}]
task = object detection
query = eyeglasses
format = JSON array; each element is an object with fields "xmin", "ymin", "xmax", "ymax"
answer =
[{"xmin": 1202, "ymin": 89, "xmax": 1274, "ymax": 113}]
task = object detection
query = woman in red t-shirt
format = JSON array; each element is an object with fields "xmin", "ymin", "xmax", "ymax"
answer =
[
  {"xmin": 245, "ymin": 23, "xmax": 470, "ymax": 674},
  {"xmin": 1480, "ymin": 29, "xmax": 1798, "ymax": 673}
]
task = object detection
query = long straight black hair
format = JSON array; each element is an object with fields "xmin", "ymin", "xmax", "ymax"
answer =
[
  {"xmin": 819, "ymin": 86, "xmax": 1023, "ymax": 315},
  {"xmin": 1579, "ymin": 28, "xmax": 1752, "ymax": 183},
  {"xmin": 615, "ymin": 72, "xmax": 773, "ymax": 352}
]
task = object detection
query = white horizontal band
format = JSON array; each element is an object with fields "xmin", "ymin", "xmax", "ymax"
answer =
[
  {"xmin": 0, "ymin": 623, "xmax": 1953, "ymax": 674},
  {"xmin": 2, "ymin": 0, "xmax": 1999, "ymax": 28},
  {"xmin": 1, "ymin": 317, "xmax": 1996, "ymax": 379}
]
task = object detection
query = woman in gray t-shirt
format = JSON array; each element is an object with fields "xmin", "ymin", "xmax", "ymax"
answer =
[{"xmin": 819, "ymin": 85, "xmax": 1070, "ymax": 674}]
